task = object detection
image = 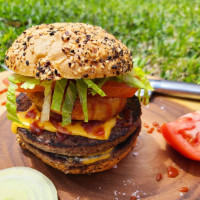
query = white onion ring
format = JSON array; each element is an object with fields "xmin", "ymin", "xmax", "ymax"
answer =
[{"xmin": 0, "ymin": 167, "xmax": 58, "ymax": 200}]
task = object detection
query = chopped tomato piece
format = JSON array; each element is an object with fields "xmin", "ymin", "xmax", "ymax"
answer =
[
  {"xmin": 101, "ymin": 80, "xmax": 137, "ymax": 98},
  {"xmin": 161, "ymin": 112, "xmax": 200, "ymax": 161}
]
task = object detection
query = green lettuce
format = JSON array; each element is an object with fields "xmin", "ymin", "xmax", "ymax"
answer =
[
  {"xmin": 20, "ymin": 79, "xmax": 40, "ymax": 89},
  {"xmin": 84, "ymin": 79, "xmax": 106, "ymax": 97},
  {"xmin": 6, "ymin": 83, "xmax": 21, "ymax": 124},
  {"xmin": 6, "ymin": 74, "xmax": 41, "ymax": 124},
  {"xmin": 8, "ymin": 74, "xmax": 28, "ymax": 83},
  {"xmin": 116, "ymin": 67, "xmax": 154, "ymax": 105},
  {"xmin": 76, "ymin": 79, "xmax": 88, "ymax": 122},
  {"xmin": 62, "ymin": 82, "xmax": 77, "ymax": 126},
  {"xmin": 8, "ymin": 74, "xmax": 40, "ymax": 90},
  {"xmin": 51, "ymin": 79, "xmax": 67, "ymax": 112}
]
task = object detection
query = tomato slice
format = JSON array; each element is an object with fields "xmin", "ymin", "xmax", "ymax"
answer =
[
  {"xmin": 4, "ymin": 77, "xmax": 137, "ymax": 97},
  {"xmin": 101, "ymin": 80, "xmax": 138, "ymax": 98},
  {"xmin": 161, "ymin": 112, "xmax": 200, "ymax": 161}
]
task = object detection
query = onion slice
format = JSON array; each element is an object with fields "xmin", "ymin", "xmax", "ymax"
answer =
[
  {"xmin": 0, "ymin": 167, "xmax": 58, "ymax": 200},
  {"xmin": 41, "ymin": 81, "xmax": 52, "ymax": 122}
]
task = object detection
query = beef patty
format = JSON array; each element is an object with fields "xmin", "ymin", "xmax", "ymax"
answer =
[
  {"xmin": 17, "ymin": 127, "xmax": 140, "ymax": 174},
  {"xmin": 16, "ymin": 93, "xmax": 141, "ymax": 156}
]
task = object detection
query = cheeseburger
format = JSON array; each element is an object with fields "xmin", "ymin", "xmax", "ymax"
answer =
[{"xmin": 5, "ymin": 23, "xmax": 152, "ymax": 174}]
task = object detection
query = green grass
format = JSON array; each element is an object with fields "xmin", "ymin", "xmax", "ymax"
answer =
[{"xmin": 0, "ymin": 0, "xmax": 200, "ymax": 83}]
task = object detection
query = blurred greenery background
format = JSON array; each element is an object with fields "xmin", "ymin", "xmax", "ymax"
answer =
[{"xmin": 0, "ymin": 0, "xmax": 200, "ymax": 83}]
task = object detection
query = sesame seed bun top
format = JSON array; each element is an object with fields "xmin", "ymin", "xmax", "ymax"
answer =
[{"xmin": 5, "ymin": 23, "xmax": 133, "ymax": 80}]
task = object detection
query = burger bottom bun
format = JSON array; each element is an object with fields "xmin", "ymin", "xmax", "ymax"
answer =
[{"xmin": 17, "ymin": 126, "xmax": 140, "ymax": 174}]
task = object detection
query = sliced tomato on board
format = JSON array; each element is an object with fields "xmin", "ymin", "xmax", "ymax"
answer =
[
  {"xmin": 161, "ymin": 112, "xmax": 200, "ymax": 161},
  {"xmin": 101, "ymin": 80, "xmax": 138, "ymax": 98}
]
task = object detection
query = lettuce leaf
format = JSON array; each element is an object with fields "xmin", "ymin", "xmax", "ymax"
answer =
[
  {"xmin": 51, "ymin": 79, "xmax": 67, "ymax": 112},
  {"xmin": 6, "ymin": 83, "xmax": 21, "ymax": 124},
  {"xmin": 84, "ymin": 79, "xmax": 106, "ymax": 97},
  {"xmin": 62, "ymin": 82, "xmax": 77, "ymax": 126},
  {"xmin": 76, "ymin": 79, "xmax": 88, "ymax": 122},
  {"xmin": 116, "ymin": 67, "xmax": 153, "ymax": 105},
  {"xmin": 8, "ymin": 74, "xmax": 27, "ymax": 83},
  {"xmin": 40, "ymin": 81, "xmax": 52, "ymax": 122},
  {"xmin": 20, "ymin": 79, "xmax": 40, "ymax": 89},
  {"xmin": 8, "ymin": 74, "xmax": 40, "ymax": 89}
]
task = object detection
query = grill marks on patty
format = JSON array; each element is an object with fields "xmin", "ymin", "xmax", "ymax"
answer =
[{"xmin": 16, "ymin": 93, "xmax": 141, "ymax": 157}]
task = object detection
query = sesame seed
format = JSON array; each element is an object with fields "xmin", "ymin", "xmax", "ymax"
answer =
[
  {"xmin": 27, "ymin": 36, "xmax": 33, "ymax": 42},
  {"xmin": 84, "ymin": 66, "xmax": 90, "ymax": 71},
  {"xmin": 78, "ymin": 68, "xmax": 82, "ymax": 73}
]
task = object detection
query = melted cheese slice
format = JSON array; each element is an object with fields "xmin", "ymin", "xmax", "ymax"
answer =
[
  {"xmin": 12, "ymin": 105, "xmax": 117, "ymax": 140},
  {"xmin": 79, "ymin": 148, "xmax": 113, "ymax": 164}
]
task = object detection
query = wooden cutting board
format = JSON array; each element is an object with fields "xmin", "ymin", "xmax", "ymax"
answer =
[{"xmin": 0, "ymin": 71, "xmax": 200, "ymax": 200}]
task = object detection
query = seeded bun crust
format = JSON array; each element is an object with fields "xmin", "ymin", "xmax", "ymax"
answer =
[{"xmin": 5, "ymin": 23, "xmax": 133, "ymax": 80}]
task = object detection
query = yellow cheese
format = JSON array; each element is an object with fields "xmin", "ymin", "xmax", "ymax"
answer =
[
  {"xmin": 80, "ymin": 148, "xmax": 113, "ymax": 164},
  {"xmin": 12, "ymin": 105, "xmax": 117, "ymax": 140}
]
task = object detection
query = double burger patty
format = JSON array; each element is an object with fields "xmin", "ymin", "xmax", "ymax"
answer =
[
  {"xmin": 18, "ymin": 127, "xmax": 140, "ymax": 174},
  {"xmin": 17, "ymin": 93, "xmax": 141, "ymax": 157}
]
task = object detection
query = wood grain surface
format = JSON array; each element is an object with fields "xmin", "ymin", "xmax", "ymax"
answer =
[{"xmin": 0, "ymin": 71, "xmax": 200, "ymax": 200}]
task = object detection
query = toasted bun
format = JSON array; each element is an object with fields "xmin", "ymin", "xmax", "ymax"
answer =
[{"xmin": 5, "ymin": 23, "xmax": 133, "ymax": 80}]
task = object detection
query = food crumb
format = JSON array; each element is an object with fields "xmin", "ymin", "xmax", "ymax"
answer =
[{"xmin": 132, "ymin": 152, "xmax": 139, "ymax": 157}]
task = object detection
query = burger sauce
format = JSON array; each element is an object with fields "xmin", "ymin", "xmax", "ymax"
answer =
[
  {"xmin": 1, "ymin": 101, "xmax": 6, "ymax": 106},
  {"xmin": 156, "ymin": 173, "xmax": 162, "ymax": 181},
  {"xmin": 130, "ymin": 196, "xmax": 137, "ymax": 200},
  {"xmin": 143, "ymin": 123, "xmax": 149, "ymax": 128},
  {"xmin": 81, "ymin": 121, "xmax": 105, "ymax": 137},
  {"xmin": 178, "ymin": 187, "xmax": 189, "ymax": 192},
  {"xmin": 30, "ymin": 121, "xmax": 44, "ymax": 136},
  {"xmin": 0, "ymin": 88, "xmax": 7, "ymax": 94},
  {"xmin": 147, "ymin": 127, "xmax": 154, "ymax": 134},
  {"xmin": 167, "ymin": 166, "xmax": 179, "ymax": 178},
  {"xmin": 56, "ymin": 132, "xmax": 68, "ymax": 142},
  {"xmin": 25, "ymin": 109, "xmax": 37, "ymax": 119}
]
